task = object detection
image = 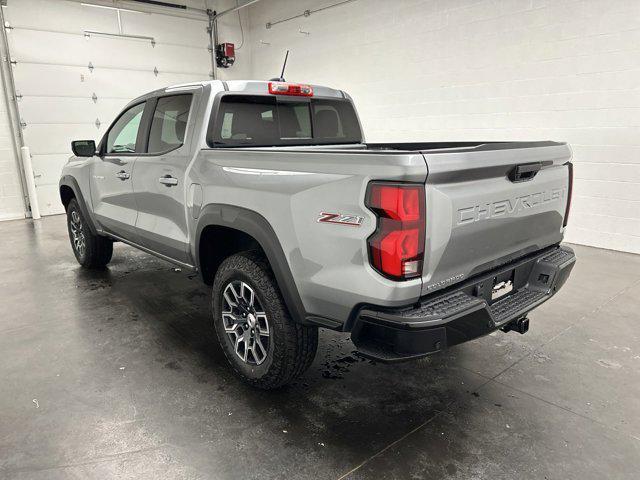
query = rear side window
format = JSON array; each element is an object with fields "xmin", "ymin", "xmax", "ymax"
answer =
[
  {"xmin": 148, "ymin": 95, "xmax": 192, "ymax": 153},
  {"xmin": 209, "ymin": 95, "xmax": 362, "ymax": 147}
]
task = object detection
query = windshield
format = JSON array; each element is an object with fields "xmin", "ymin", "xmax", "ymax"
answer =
[{"xmin": 208, "ymin": 95, "xmax": 362, "ymax": 147}]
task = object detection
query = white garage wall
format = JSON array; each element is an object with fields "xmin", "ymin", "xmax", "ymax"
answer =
[
  {"xmin": 243, "ymin": 0, "xmax": 640, "ymax": 254},
  {"xmin": 0, "ymin": 20, "xmax": 25, "ymax": 221},
  {"xmin": 3, "ymin": 0, "xmax": 217, "ymax": 216},
  {"xmin": 215, "ymin": 1, "xmax": 254, "ymax": 80},
  {"xmin": 0, "ymin": 77, "xmax": 25, "ymax": 220}
]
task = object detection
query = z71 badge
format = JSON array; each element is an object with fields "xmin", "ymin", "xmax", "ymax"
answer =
[{"xmin": 317, "ymin": 212, "xmax": 364, "ymax": 227}]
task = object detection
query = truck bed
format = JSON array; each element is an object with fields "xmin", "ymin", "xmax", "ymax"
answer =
[{"xmin": 203, "ymin": 139, "xmax": 571, "ymax": 303}]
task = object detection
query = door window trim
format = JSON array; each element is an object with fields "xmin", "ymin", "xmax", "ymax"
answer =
[{"xmin": 100, "ymin": 101, "xmax": 149, "ymax": 157}]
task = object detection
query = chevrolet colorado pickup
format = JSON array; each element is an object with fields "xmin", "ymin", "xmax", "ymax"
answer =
[{"xmin": 60, "ymin": 80, "xmax": 576, "ymax": 389}]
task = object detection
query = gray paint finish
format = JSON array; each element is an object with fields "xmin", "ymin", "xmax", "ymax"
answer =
[
  {"xmin": 0, "ymin": 216, "xmax": 638, "ymax": 479},
  {"xmin": 421, "ymin": 144, "xmax": 570, "ymax": 295},
  {"xmin": 60, "ymin": 80, "xmax": 572, "ymax": 326}
]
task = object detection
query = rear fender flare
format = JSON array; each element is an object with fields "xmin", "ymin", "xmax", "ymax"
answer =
[{"xmin": 195, "ymin": 204, "xmax": 307, "ymax": 324}]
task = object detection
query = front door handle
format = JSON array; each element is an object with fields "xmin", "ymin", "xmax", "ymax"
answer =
[
  {"xmin": 159, "ymin": 175, "xmax": 178, "ymax": 187},
  {"xmin": 115, "ymin": 170, "xmax": 130, "ymax": 180}
]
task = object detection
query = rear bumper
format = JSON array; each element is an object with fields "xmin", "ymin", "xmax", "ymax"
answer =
[{"xmin": 351, "ymin": 245, "xmax": 576, "ymax": 362}]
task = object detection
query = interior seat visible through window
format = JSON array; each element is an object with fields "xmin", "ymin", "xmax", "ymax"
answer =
[
  {"xmin": 210, "ymin": 94, "xmax": 362, "ymax": 147},
  {"xmin": 230, "ymin": 105, "xmax": 277, "ymax": 141},
  {"xmin": 314, "ymin": 109, "xmax": 340, "ymax": 138},
  {"xmin": 148, "ymin": 95, "xmax": 192, "ymax": 154}
]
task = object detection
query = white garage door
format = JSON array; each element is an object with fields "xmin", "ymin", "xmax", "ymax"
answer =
[{"xmin": 3, "ymin": 0, "xmax": 211, "ymax": 215}]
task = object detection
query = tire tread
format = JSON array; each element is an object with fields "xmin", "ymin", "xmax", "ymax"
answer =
[
  {"xmin": 67, "ymin": 198, "xmax": 113, "ymax": 268},
  {"xmin": 212, "ymin": 251, "xmax": 317, "ymax": 389}
]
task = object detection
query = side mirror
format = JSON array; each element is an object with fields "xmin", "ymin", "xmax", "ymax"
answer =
[{"xmin": 71, "ymin": 140, "xmax": 97, "ymax": 157}]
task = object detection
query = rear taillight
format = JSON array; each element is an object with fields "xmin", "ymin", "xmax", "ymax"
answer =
[
  {"xmin": 563, "ymin": 162, "xmax": 573, "ymax": 227},
  {"xmin": 366, "ymin": 182, "xmax": 426, "ymax": 280},
  {"xmin": 268, "ymin": 82, "xmax": 313, "ymax": 96}
]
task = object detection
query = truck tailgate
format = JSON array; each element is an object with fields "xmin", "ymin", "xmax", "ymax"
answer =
[{"xmin": 421, "ymin": 142, "xmax": 571, "ymax": 296}]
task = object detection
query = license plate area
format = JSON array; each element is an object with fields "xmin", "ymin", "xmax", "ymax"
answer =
[
  {"xmin": 492, "ymin": 279, "xmax": 513, "ymax": 301},
  {"xmin": 490, "ymin": 270, "xmax": 515, "ymax": 303}
]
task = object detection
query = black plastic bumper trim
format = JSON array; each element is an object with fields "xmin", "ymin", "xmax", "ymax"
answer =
[{"xmin": 351, "ymin": 245, "xmax": 576, "ymax": 362}]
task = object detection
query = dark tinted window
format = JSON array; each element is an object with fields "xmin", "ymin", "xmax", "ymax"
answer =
[
  {"xmin": 148, "ymin": 95, "xmax": 192, "ymax": 153},
  {"xmin": 106, "ymin": 102, "xmax": 145, "ymax": 154},
  {"xmin": 312, "ymin": 100, "xmax": 360, "ymax": 140},
  {"xmin": 210, "ymin": 95, "xmax": 362, "ymax": 147}
]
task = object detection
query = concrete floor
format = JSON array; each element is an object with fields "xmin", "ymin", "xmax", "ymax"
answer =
[{"xmin": 1, "ymin": 215, "xmax": 639, "ymax": 480}]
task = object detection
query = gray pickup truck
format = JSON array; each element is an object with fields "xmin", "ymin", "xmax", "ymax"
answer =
[{"xmin": 60, "ymin": 80, "xmax": 576, "ymax": 388}]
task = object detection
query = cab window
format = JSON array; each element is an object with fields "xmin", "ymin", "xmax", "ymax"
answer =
[
  {"xmin": 210, "ymin": 95, "xmax": 362, "ymax": 147},
  {"xmin": 106, "ymin": 102, "xmax": 145, "ymax": 154}
]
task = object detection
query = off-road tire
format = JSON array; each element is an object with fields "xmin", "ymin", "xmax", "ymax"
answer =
[
  {"xmin": 66, "ymin": 198, "xmax": 113, "ymax": 268},
  {"xmin": 212, "ymin": 251, "xmax": 318, "ymax": 389}
]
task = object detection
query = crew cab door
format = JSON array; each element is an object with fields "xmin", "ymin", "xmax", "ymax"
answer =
[
  {"xmin": 91, "ymin": 101, "xmax": 147, "ymax": 239},
  {"xmin": 131, "ymin": 93, "xmax": 195, "ymax": 264}
]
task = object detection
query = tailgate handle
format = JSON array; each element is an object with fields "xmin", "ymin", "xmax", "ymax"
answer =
[{"xmin": 509, "ymin": 162, "xmax": 542, "ymax": 182}]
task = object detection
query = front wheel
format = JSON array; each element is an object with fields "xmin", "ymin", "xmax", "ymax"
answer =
[
  {"xmin": 212, "ymin": 251, "xmax": 318, "ymax": 389},
  {"xmin": 66, "ymin": 198, "xmax": 113, "ymax": 268}
]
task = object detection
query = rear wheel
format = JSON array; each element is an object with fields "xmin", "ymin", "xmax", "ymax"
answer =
[
  {"xmin": 66, "ymin": 198, "xmax": 113, "ymax": 268},
  {"xmin": 212, "ymin": 251, "xmax": 318, "ymax": 389}
]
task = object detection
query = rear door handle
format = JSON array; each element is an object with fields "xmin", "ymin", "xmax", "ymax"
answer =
[
  {"xmin": 159, "ymin": 175, "xmax": 178, "ymax": 187},
  {"xmin": 115, "ymin": 170, "xmax": 130, "ymax": 180}
]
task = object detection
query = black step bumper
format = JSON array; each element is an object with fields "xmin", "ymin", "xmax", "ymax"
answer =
[{"xmin": 351, "ymin": 245, "xmax": 576, "ymax": 362}]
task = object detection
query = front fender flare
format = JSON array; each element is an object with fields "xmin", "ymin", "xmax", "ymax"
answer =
[
  {"xmin": 59, "ymin": 175, "xmax": 98, "ymax": 235},
  {"xmin": 195, "ymin": 204, "xmax": 308, "ymax": 324}
]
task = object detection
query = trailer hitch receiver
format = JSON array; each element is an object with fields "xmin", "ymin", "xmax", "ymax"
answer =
[{"xmin": 502, "ymin": 317, "xmax": 529, "ymax": 335}]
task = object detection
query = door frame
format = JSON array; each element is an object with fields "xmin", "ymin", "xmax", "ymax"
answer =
[{"xmin": 129, "ymin": 92, "xmax": 196, "ymax": 264}]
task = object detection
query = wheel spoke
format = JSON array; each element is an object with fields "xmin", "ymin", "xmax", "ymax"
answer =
[
  {"xmin": 254, "ymin": 335, "xmax": 267, "ymax": 360},
  {"xmin": 241, "ymin": 340, "xmax": 248, "ymax": 362},
  {"xmin": 229, "ymin": 283, "xmax": 241, "ymax": 303},
  {"xmin": 241, "ymin": 282, "xmax": 255, "ymax": 307},
  {"xmin": 256, "ymin": 313, "xmax": 269, "ymax": 336},
  {"xmin": 223, "ymin": 290, "xmax": 237, "ymax": 309},
  {"xmin": 222, "ymin": 313, "xmax": 239, "ymax": 332},
  {"xmin": 247, "ymin": 344, "xmax": 257, "ymax": 363}
]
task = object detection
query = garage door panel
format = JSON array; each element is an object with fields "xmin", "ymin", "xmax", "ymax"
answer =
[
  {"xmin": 19, "ymin": 97, "xmax": 130, "ymax": 126},
  {"xmin": 77, "ymin": 69, "xmax": 209, "ymax": 99},
  {"xmin": 121, "ymin": 11, "xmax": 208, "ymax": 46},
  {"xmin": 13, "ymin": 63, "xmax": 207, "ymax": 99},
  {"xmin": 31, "ymin": 154, "xmax": 69, "ymax": 188},
  {"xmin": 149, "ymin": 44, "xmax": 211, "ymax": 73},
  {"xmin": 9, "ymin": 29, "xmax": 209, "ymax": 75},
  {"xmin": 4, "ymin": 0, "xmax": 210, "ymax": 217},
  {"xmin": 35, "ymin": 183, "xmax": 64, "ymax": 216},
  {"xmin": 84, "ymin": 38, "xmax": 210, "ymax": 72},
  {"xmin": 23, "ymin": 125, "xmax": 103, "ymax": 155},
  {"xmin": 12, "ymin": 64, "xmax": 94, "ymax": 97},
  {"xmin": 8, "ymin": 30, "xmax": 93, "ymax": 66},
  {"xmin": 6, "ymin": 0, "xmax": 116, "ymax": 33}
]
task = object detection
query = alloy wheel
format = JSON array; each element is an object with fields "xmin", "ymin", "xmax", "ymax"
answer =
[
  {"xmin": 69, "ymin": 210, "xmax": 86, "ymax": 258},
  {"xmin": 221, "ymin": 280, "xmax": 270, "ymax": 365}
]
